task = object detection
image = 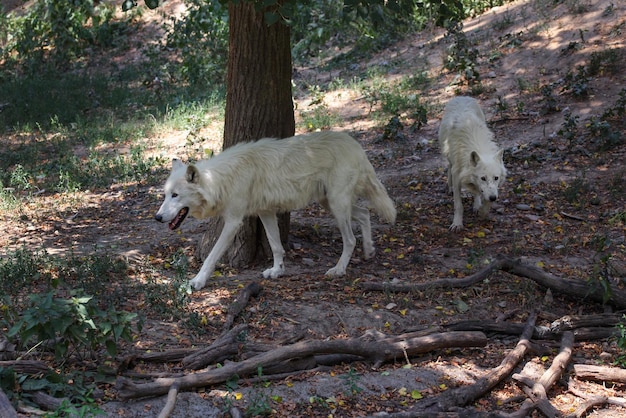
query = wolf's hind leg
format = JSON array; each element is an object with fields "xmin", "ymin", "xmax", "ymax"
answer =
[
  {"xmin": 326, "ymin": 198, "xmax": 356, "ymax": 277},
  {"xmin": 259, "ymin": 213, "xmax": 286, "ymax": 279},
  {"xmin": 351, "ymin": 204, "xmax": 374, "ymax": 259}
]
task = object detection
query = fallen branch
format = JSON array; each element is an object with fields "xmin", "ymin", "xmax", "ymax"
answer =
[
  {"xmin": 507, "ymin": 331, "xmax": 575, "ymax": 417},
  {"xmin": 117, "ymin": 330, "xmax": 487, "ymax": 399},
  {"xmin": 567, "ymin": 379, "xmax": 626, "ymax": 418},
  {"xmin": 157, "ymin": 382, "xmax": 179, "ymax": 418},
  {"xmin": 447, "ymin": 313, "xmax": 621, "ymax": 341},
  {"xmin": 361, "ymin": 256, "xmax": 626, "ymax": 309},
  {"xmin": 0, "ymin": 360, "xmax": 50, "ymax": 375},
  {"xmin": 435, "ymin": 311, "xmax": 538, "ymax": 410},
  {"xmin": 182, "ymin": 323, "xmax": 248, "ymax": 370},
  {"xmin": 222, "ymin": 281, "xmax": 262, "ymax": 332},
  {"xmin": 394, "ymin": 311, "xmax": 538, "ymax": 417},
  {"xmin": 573, "ymin": 364, "xmax": 626, "ymax": 384}
]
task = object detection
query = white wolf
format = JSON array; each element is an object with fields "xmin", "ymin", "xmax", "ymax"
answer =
[
  {"xmin": 438, "ymin": 96, "xmax": 506, "ymax": 232},
  {"xmin": 155, "ymin": 131, "xmax": 396, "ymax": 290}
]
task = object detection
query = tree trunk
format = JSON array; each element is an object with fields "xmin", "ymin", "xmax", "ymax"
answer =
[{"xmin": 198, "ymin": 1, "xmax": 295, "ymax": 268}]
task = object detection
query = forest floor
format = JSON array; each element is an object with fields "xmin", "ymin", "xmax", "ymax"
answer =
[{"xmin": 2, "ymin": 0, "xmax": 626, "ymax": 416}]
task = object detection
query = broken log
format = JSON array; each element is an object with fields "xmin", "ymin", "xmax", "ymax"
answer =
[
  {"xmin": 508, "ymin": 331, "xmax": 575, "ymax": 417},
  {"xmin": 182, "ymin": 323, "xmax": 248, "ymax": 369},
  {"xmin": 573, "ymin": 364, "xmax": 626, "ymax": 384},
  {"xmin": 0, "ymin": 360, "xmax": 50, "ymax": 375},
  {"xmin": 157, "ymin": 382, "xmax": 179, "ymax": 418},
  {"xmin": 438, "ymin": 311, "xmax": 537, "ymax": 409},
  {"xmin": 392, "ymin": 311, "xmax": 538, "ymax": 418},
  {"xmin": 361, "ymin": 256, "xmax": 626, "ymax": 309},
  {"xmin": 447, "ymin": 313, "xmax": 620, "ymax": 341},
  {"xmin": 117, "ymin": 330, "xmax": 487, "ymax": 399},
  {"xmin": 222, "ymin": 281, "xmax": 262, "ymax": 332},
  {"xmin": 567, "ymin": 378, "xmax": 626, "ymax": 417}
]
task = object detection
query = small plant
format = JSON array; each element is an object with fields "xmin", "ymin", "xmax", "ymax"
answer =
[
  {"xmin": 562, "ymin": 172, "xmax": 589, "ymax": 206},
  {"xmin": 163, "ymin": 0, "xmax": 229, "ymax": 87},
  {"xmin": 540, "ymin": 84, "xmax": 559, "ymax": 114},
  {"xmin": 602, "ymin": 88, "xmax": 626, "ymax": 120},
  {"xmin": 299, "ymin": 104, "xmax": 339, "ymax": 132},
  {"xmin": 443, "ymin": 21, "xmax": 480, "ymax": 86},
  {"xmin": 587, "ymin": 48, "xmax": 620, "ymax": 76},
  {"xmin": 562, "ymin": 66, "xmax": 589, "ymax": 98},
  {"xmin": 585, "ymin": 115, "xmax": 622, "ymax": 151},
  {"xmin": 382, "ymin": 116, "xmax": 405, "ymax": 141},
  {"xmin": 557, "ymin": 111, "xmax": 580, "ymax": 145},
  {"xmin": 615, "ymin": 316, "xmax": 626, "ymax": 367},
  {"xmin": 7, "ymin": 289, "xmax": 139, "ymax": 360},
  {"xmin": 340, "ymin": 367, "xmax": 364, "ymax": 396}
]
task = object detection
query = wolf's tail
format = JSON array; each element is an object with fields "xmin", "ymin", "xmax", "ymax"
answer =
[{"xmin": 363, "ymin": 166, "xmax": 396, "ymax": 224}]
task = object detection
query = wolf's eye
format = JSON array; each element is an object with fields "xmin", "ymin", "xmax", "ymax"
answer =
[
  {"xmin": 172, "ymin": 193, "xmax": 178, "ymax": 198},
  {"xmin": 494, "ymin": 176, "xmax": 499, "ymax": 181},
  {"xmin": 481, "ymin": 176, "xmax": 487, "ymax": 181}
]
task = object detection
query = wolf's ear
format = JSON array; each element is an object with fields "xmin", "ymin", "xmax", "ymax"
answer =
[
  {"xmin": 186, "ymin": 165, "xmax": 200, "ymax": 184},
  {"xmin": 172, "ymin": 158, "xmax": 185, "ymax": 170},
  {"xmin": 496, "ymin": 149, "xmax": 504, "ymax": 163},
  {"xmin": 470, "ymin": 151, "xmax": 481, "ymax": 167}
]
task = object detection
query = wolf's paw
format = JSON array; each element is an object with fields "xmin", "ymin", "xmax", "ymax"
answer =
[
  {"xmin": 189, "ymin": 275, "xmax": 208, "ymax": 290},
  {"xmin": 449, "ymin": 223, "xmax": 463, "ymax": 233},
  {"xmin": 476, "ymin": 204, "xmax": 491, "ymax": 218},
  {"xmin": 363, "ymin": 247, "xmax": 375, "ymax": 260},
  {"xmin": 325, "ymin": 266, "xmax": 346, "ymax": 277},
  {"xmin": 262, "ymin": 266, "xmax": 285, "ymax": 279}
]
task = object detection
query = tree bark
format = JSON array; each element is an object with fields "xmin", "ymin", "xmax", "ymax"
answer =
[{"xmin": 199, "ymin": 1, "xmax": 295, "ymax": 268}]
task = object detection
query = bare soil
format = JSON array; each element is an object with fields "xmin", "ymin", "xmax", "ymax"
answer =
[{"xmin": 2, "ymin": 0, "xmax": 626, "ymax": 416}]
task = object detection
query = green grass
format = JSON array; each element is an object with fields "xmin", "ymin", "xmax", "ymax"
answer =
[{"xmin": 0, "ymin": 67, "xmax": 226, "ymax": 199}]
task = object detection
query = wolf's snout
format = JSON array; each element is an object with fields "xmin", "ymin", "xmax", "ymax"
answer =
[
  {"xmin": 489, "ymin": 195, "xmax": 497, "ymax": 202},
  {"xmin": 155, "ymin": 213, "xmax": 163, "ymax": 222}
]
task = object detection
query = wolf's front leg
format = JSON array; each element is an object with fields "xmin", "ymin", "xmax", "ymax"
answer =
[
  {"xmin": 477, "ymin": 200, "xmax": 492, "ymax": 218},
  {"xmin": 472, "ymin": 194, "xmax": 483, "ymax": 214},
  {"xmin": 259, "ymin": 213, "xmax": 286, "ymax": 279},
  {"xmin": 190, "ymin": 217, "xmax": 243, "ymax": 290},
  {"xmin": 450, "ymin": 183, "xmax": 464, "ymax": 232}
]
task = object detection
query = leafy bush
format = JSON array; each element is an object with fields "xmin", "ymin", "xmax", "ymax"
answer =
[
  {"xmin": 0, "ymin": 0, "xmax": 122, "ymax": 72},
  {"xmin": 442, "ymin": 20, "xmax": 480, "ymax": 85},
  {"xmin": 8, "ymin": 290, "xmax": 139, "ymax": 359},
  {"xmin": 163, "ymin": 0, "xmax": 229, "ymax": 87}
]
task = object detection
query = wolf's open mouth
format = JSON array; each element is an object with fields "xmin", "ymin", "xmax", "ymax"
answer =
[{"xmin": 169, "ymin": 207, "xmax": 189, "ymax": 230}]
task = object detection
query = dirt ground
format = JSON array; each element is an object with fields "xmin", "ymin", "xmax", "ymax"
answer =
[{"xmin": 2, "ymin": 0, "xmax": 626, "ymax": 416}]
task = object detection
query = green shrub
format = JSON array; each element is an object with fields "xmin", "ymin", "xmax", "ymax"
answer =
[{"xmin": 8, "ymin": 289, "xmax": 139, "ymax": 360}]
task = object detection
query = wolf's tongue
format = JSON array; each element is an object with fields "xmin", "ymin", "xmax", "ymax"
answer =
[{"xmin": 169, "ymin": 207, "xmax": 189, "ymax": 230}]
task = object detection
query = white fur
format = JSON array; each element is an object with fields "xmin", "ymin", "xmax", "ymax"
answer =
[
  {"xmin": 438, "ymin": 96, "xmax": 506, "ymax": 232},
  {"xmin": 155, "ymin": 131, "xmax": 396, "ymax": 290}
]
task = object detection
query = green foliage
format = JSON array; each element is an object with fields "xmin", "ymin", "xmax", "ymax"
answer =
[
  {"xmin": 163, "ymin": 0, "xmax": 229, "ymax": 87},
  {"xmin": 615, "ymin": 316, "xmax": 626, "ymax": 367},
  {"xmin": 142, "ymin": 249, "xmax": 193, "ymax": 319},
  {"xmin": 442, "ymin": 21, "xmax": 480, "ymax": 85},
  {"xmin": 557, "ymin": 111, "xmax": 579, "ymax": 145},
  {"xmin": 0, "ymin": 0, "xmax": 122, "ymax": 72},
  {"xmin": 539, "ymin": 84, "xmax": 559, "ymax": 114},
  {"xmin": 360, "ymin": 69, "xmax": 430, "ymax": 127},
  {"xmin": 0, "ymin": 367, "xmax": 105, "ymax": 417},
  {"xmin": 7, "ymin": 289, "xmax": 139, "ymax": 360},
  {"xmin": 562, "ymin": 65, "xmax": 589, "ymax": 98},
  {"xmin": 587, "ymin": 48, "xmax": 621, "ymax": 76},
  {"xmin": 562, "ymin": 171, "xmax": 588, "ymax": 206},
  {"xmin": 340, "ymin": 367, "xmax": 364, "ymax": 396}
]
